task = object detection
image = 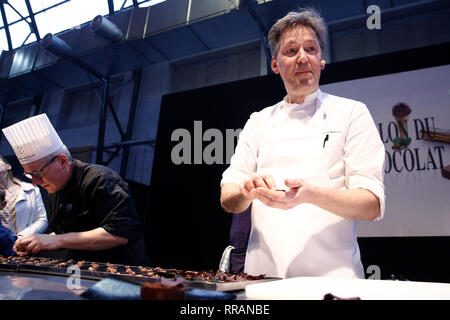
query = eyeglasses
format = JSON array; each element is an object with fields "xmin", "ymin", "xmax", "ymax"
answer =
[{"xmin": 24, "ymin": 156, "xmax": 59, "ymax": 179}]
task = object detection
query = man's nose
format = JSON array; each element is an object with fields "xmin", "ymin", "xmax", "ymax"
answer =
[
  {"xmin": 31, "ymin": 175, "xmax": 42, "ymax": 186},
  {"xmin": 297, "ymin": 48, "xmax": 308, "ymax": 64}
]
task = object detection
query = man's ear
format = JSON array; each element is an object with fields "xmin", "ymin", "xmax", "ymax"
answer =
[
  {"xmin": 58, "ymin": 154, "xmax": 69, "ymax": 169},
  {"xmin": 271, "ymin": 57, "xmax": 279, "ymax": 74}
]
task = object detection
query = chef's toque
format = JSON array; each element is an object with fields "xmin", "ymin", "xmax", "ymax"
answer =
[{"xmin": 2, "ymin": 113, "xmax": 64, "ymax": 164}]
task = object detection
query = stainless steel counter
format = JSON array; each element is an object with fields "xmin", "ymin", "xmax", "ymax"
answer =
[{"xmin": 0, "ymin": 271, "xmax": 98, "ymax": 300}]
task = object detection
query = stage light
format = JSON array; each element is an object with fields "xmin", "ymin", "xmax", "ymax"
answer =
[
  {"xmin": 41, "ymin": 33, "xmax": 73, "ymax": 58},
  {"xmin": 90, "ymin": 15, "xmax": 124, "ymax": 42}
]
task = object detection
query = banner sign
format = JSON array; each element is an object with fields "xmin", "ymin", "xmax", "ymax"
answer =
[{"xmin": 321, "ymin": 65, "xmax": 450, "ymax": 237}]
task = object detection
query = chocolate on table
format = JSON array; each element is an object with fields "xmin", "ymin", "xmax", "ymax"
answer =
[{"xmin": 0, "ymin": 255, "xmax": 266, "ymax": 285}]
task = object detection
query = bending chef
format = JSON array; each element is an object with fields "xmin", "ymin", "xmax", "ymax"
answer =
[{"xmin": 2, "ymin": 114, "xmax": 149, "ymax": 266}]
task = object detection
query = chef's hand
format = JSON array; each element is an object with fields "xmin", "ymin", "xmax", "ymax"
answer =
[
  {"xmin": 13, "ymin": 234, "xmax": 60, "ymax": 256},
  {"xmin": 240, "ymin": 174, "xmax": 277, "ymax": 201},
  {"xmin": 253, "ymin": 178, "xmax": 311, "ymax": 210}
]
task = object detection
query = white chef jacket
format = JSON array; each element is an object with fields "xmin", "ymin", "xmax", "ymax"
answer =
[
  {"xmin": 221, "ymin": 89, "xmax": 385, "ymax": 279},
  {"xmin": 2, "ymin": 181, "xmax": 48, "ymax": 237}
]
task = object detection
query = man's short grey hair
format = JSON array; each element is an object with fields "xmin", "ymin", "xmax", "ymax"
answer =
[
  {"xmin": 268, "ymin": 8, "xmax": 328, "ymax": 57},
  {"xmin": 42, "ymin": 145, "xmax": 72, "ymax": 163}
]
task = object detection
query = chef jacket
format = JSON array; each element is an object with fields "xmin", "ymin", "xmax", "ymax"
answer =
[
  {"xmin": 48, "ymin": 160, "xmax": 149, "ymax": 266},
  {"xmin": 221, "ymin": 89, "xmax": 385, "ymax": 279},
  {"xmin": 0, "ymin": 181, "xmax": 48, "ymax": 237}
]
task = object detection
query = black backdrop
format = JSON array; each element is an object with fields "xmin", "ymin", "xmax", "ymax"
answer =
[
  {"xmin": 146, "ymin": 42, "xmax": 450, "ymax": 281},
  {"xmin": 145, "ymin": 75, "xmax": 284, "ymax": 271}
]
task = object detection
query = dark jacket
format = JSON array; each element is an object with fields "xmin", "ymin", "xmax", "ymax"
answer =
[{"xmin": 48, "ymin": 160, "xmax": 149, "ymax": 266}]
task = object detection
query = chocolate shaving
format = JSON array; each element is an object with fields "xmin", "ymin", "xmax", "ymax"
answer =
[{"xmin": 323, "ymin": 293, "xmax": 361, "ymax": 300}]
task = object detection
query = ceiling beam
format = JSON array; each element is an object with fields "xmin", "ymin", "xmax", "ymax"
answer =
[
  {"xmin": 24, "ymin": 0, "xmax": 41, "ymax": 41},
  {"xmin": 107, "ymin": 0, "xmax": 115, "ymax": 15},
  {"xmin": 0, "ymin": 1, "xmax": 12, "ymax": 50}
]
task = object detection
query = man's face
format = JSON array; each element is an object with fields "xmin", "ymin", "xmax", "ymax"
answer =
[
  {"xmin": 22, "ymin": 155, "xmax": 69, "ymax": 193},
  {"xmin": 271, "ymin": 25, "xmax": 324, "ymax": 102}
]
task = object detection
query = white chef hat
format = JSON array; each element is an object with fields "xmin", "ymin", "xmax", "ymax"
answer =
[{"xmin": 2, "ymin": 113, "xmax": 64, "ymax": 164}]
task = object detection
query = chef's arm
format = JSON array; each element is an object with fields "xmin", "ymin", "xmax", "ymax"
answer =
[
  {"xmin": 306, "ymin": 185, "xmax": 380, "ymax": 221},
  {"xmin": 221, "ymin": 182, "xmax": 253, "ymax": 213},
  {"xmin": 253, "ymin": 178, "xmax": 380, "ymax": 221},
  {"xmin": 14, "ymin": 227, "xmax": 128, "ymax": 255},
  {"xmin": 56, "ymin": 227, "xmax": 128, "ymax": 250}
]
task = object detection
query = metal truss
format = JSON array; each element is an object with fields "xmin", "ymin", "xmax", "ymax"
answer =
[{"xmin": 0, "ymin": 0, "xmax": 155, "ymax": 51}]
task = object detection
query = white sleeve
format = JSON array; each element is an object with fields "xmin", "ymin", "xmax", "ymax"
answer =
[
  {"xmin": 220, "ymin": 111, "xmax": 261, "ymax": 186},
  {"xmin": 344, "ymin": 102, "xmax": 386, "ymax": 221},
  {"xmin": 17, "ymin": 187, "xmax": 48, "ymax": 237}
]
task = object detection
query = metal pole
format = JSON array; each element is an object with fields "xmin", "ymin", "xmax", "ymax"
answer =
[
  {"xmin": 96, "ymin": 79, "xmax": 110, "ymax": 164},
  {"xmin": 120, "ymin": 68, "xmax": 142, "ymax": 177},
  {"xmin": 107, "ymin": 0, "xmax": 115, "ymax": 15},
  {"xmin": 1, "ymin": 0, "xmax": 70, "ymax": 29},
  {"xmin": 107, "ymin": 98, "xmax": 126, "ymax": 140},
  {"xmin": 69, "ymin": 57, "xmax": 105, "ymax": 81},
  {"xmin": 99, "ymin": 139, "xmax": 156, "ymax": 150},
  {"xmin": 104, "ymin": 147, "xmax": 121, "ymax": 166},
  {"xmin": 24, "ymin": 0, "xmax": 41, "ymax": 41},
  {"xmin": 0, "ymin": 1, "xmax": 13, "ymax": 50}
]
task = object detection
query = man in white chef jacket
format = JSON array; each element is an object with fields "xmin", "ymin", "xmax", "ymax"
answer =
[{"xmin": 220, "ymin": 8, "xmax": 385, "ymax": 279}]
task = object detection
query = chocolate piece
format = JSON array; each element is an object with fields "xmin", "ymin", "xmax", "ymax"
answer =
[
  {"xmin": 106, "ymin": 263, "xmax": 119, "ymax": 274},
  {"xmin": 124, "ymin": 265, "xmax": 136, "ymax": 276},
  {"xmin": 88, "ymin": 263, "xmax": 100, "ymax": 271},
  {"xmin": 0, "ymin": 256, "xmax": 267, "ymax": 286},
  {"xmin": 323, "ymin": 293, "xmax": 361, "ymax": 300},
  {"xmin": 140, "ymin": 282, "xmax": 185, "ymax": 300}
]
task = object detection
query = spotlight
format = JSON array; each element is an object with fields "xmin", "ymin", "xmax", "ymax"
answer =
[
  {"xmin": 90, "ymin": 15, "xmax": 124, "ymax": 42},
  {"xmin": 41, "ymin": 33, "xmax": 73, "ymax": 58}
]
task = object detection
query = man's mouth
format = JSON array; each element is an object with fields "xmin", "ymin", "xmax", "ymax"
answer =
[{"xmin": 296, "ymin": 70, "xmax": 312, "ymax": 77}]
